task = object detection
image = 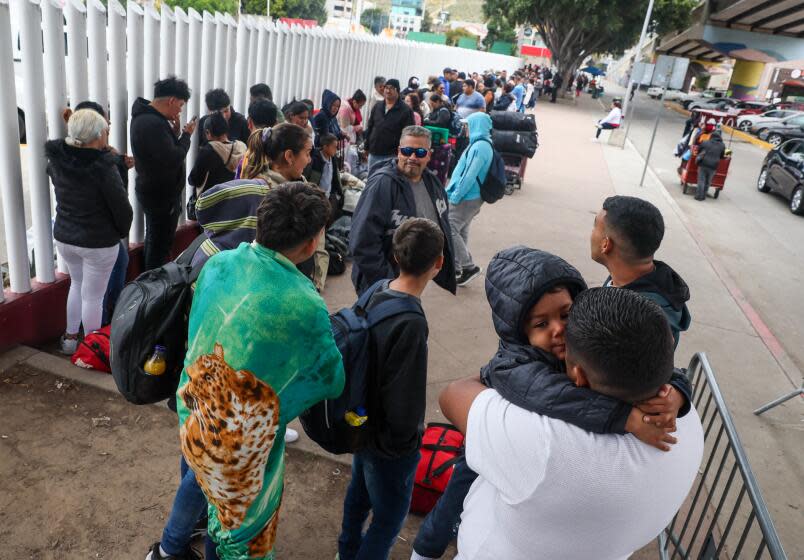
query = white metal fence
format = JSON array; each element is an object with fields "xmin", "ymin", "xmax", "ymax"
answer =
[{"xmin": 0, "ymin": 0, "xmax": 521, "ymax": 301}]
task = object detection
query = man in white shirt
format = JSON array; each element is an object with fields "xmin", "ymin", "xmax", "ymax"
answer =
[
  {"xmin": 440, "ymin": 287, "xmax": 704, "ymax": 560},
  {"xmin": 455, "ymin": 80, "xmax": 487, "ymax": 119}
]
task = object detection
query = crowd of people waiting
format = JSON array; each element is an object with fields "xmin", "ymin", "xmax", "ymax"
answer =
[{"xmin": 43, "ymin": 60, "xmax": 704, "ymax": 560}]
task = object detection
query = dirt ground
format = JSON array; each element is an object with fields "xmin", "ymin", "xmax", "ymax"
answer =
[{"xmin": 0, "ymin": 364, "xmax": 444, "ymax": 560}]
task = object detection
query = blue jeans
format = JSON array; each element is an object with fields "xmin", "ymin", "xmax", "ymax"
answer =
[
  {"xmin": 160, "ymin": 457, "xmax": 211, "ymax": 557},
  {"xmin": 102, "ymin": 240, "xmax": 128, "ymax": 325},
  {"xmin": 338, "ymin": 450, "xmax": 420, "ymax": 560},
  {"xmin": 412, "ymin": 455, "xmax": 478, "ymax": 558}
]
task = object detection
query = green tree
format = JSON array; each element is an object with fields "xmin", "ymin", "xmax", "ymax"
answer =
[
  {"xmin": 445, "ymin": 27, "xmax": 475, "ymax": 46},
  {"xmin": 242, "ymin": 0, "xmax": 328, "ymax": 25},
  {"xmin": 360, "ymin": 7, "xmax": 389, "ymax": 35},
  {"xmin": 484, "ymin": 0, "xmax": 695, "ymax": 95},
  {"xmin": 163, "ymin": 0, "xmax": 239, "ymax": 15},
  {"xmin": 485, "ymin": 14, "xmax": 517, "ymax": 48},
  {"xmin": 421, "ymin": 7, "xmax": 434, "ymax": 32}
]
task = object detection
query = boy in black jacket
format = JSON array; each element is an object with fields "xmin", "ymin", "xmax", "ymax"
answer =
[
  {"xmin": 411, "ymin": 246, "xmax": 692, "ymax": 560},
  {"xmin": 338, "ymin": 218, "xmax": 445, "ymax": 560}
]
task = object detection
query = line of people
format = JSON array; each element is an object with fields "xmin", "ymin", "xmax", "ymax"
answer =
[{"xmin": 43, "ymin": 64, "xmax": 704, "ymax": 560}]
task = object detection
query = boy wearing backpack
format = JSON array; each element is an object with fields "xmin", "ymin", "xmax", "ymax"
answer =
[
  {"xmin": 337, "ymin": 218, "xmax": 445, "ymax": 560},
  {"xmin": 411, "ymin": 247, "xmax": 692, "ymax": 560},
  {"xmin": 446, "ymin": 112, "xmax": 493, "ymax": 287}
]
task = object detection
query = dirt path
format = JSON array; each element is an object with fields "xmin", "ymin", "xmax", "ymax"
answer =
[{"xmin": 0, "ymin": 364, "xmax": 439, "ymax": 560}]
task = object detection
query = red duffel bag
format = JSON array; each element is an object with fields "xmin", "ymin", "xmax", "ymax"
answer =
[
  {"xmin": 71, "ymin": 325, "xmax": 112, "ymax": 373},
  {"xmin": 410, "ymin": 423, "xmax": 465, "ymax": 515}
]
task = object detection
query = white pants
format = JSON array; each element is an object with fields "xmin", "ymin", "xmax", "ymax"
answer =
[{"xmin": 56, "ymin": 241, "xmax": 118, "ymax": 335}]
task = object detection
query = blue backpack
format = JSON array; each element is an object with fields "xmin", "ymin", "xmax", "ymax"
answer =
[
  {"xmin": 476, "ymin": 138, "xmax": 508, "ymax": 204},
  {"xmin": 299, "ymin": 280, "xmax": 423, "ymax": 454}
]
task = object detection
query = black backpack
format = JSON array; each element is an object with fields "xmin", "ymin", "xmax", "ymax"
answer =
[
  {"xmin": 109, "ymin": 234, "xmax": 207, "ymax": 405},
  {"xmin": 299, "ymin": 280, "xmax": 423, "ymax": 454},
  {"xmin": 449, "ymin": 111, "xmax": 464, "ymax": 136},
  {"xmin": 475, "ymin": 138, "xmax": 508, "ymax": 204}
]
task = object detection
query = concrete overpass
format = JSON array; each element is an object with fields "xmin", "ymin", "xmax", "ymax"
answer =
[{"xmin": 656, "ymin": 0, "xmax": 804, "ymax": 98}]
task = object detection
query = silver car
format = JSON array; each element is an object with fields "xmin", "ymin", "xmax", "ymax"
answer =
[{"xmin": 739, "ymin": 110, "xmax": 802, "ymax": 134}]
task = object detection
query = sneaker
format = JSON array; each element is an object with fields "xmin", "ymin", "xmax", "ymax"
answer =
[
  {"xmin": 60, "ymin": 335, "xmax": 78, "ymax": 355},
  {"xmin": 457, "ymin": 265, "xmax": 482, "ymax": 287},
  {"xmin": 285, "ymin": 427, "xmax": 300, "ymax": 443},
  {"xmin": 145, "ymin": 542, "xmax": 201, "ymax": 560}
]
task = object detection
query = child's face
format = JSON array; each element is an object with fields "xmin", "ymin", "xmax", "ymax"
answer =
[
  {"xmin": 524, "ymin": 287, "xmax": 573, "ymax": 360},
  {"xmin": 323, "ymin": 142, "xmax": 338, "ymax": 158}
]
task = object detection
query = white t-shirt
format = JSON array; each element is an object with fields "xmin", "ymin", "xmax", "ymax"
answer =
[{"xmin": 456, "ymin": 389, "xmax": 704, "ymax": 560}]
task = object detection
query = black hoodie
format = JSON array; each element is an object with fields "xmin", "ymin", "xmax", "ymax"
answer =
[
  {"xmin": 45, "ymin": 140, "xmax": 133, "ymax": 248},
  {"xmin": 129, "ymin": 97, "xmax": 192, "ymax": 209},
  {"xmin": 364, "ymin": 97, "xmax": 415, "ymax": 156},
  {"xmin": 482, "ymin": 247, "xmax": 691, "ymax": 434},
  {"xmin": 607, "ymin": 260, "xmax": 692, "ymax": 348}
]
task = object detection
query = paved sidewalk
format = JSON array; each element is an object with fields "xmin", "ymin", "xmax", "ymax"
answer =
[{"xmin": 315, "ymin": 92, "xmax": 802, "ymax": 556}]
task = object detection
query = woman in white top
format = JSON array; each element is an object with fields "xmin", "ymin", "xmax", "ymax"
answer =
[{"xmin": 596, "ymin": 100, "xmax": 623, "ymax": 139}]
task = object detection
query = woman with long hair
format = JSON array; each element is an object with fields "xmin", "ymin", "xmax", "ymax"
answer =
[{"xmin": 405, "ymin": 92, "xmax": 424, "ymax": 126}]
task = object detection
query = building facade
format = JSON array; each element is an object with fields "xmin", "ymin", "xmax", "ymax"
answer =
[{"xmin": 389, "ymin": 0, "xmax": 423, "ymax": 36}]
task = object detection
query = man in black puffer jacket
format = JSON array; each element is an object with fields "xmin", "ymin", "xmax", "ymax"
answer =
[
  {"xmin": 364, "ymin": 79, "xmax": 415, "ymax": 173},
  {"xmin": 411, "ymin": 246, "xmax": 693, "ymax": 560},
  {"xmin": 130, "ymin": 76, "xmax": 197, "ymax": 270}
]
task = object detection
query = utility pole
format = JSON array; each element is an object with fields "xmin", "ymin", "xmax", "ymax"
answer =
[{"xmin": 620, "ymin": 0, "xmax": 654, "ymax": 148}]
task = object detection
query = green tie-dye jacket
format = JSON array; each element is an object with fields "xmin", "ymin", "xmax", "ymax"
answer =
[{"xmin": 176, "ymin": 241, "xmax": 344, "ymax": 559}]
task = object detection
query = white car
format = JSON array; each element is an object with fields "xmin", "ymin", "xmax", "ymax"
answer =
[
  {"xmin": 686, "ymin": 97, "xmax": 737, "ymax": 111},
  {"xmin": 647, "ymin": 86, "xmax": 664, "ymax": 99},
  {"xmin": 663, "ymin": 90, "xmax": 691, "ymax": 102},
  {"xmin": 739, "ymin": 110, "xmax": 803, "ymax": 133}
]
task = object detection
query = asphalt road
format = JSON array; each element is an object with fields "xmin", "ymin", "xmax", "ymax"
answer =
[{"xmin": 602, "ymin": 85, "xmax": 804, "ymax": 381}]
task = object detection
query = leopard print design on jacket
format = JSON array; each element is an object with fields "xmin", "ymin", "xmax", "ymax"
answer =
[{"xmin": 179, "ymin": 343, "xmax": 281, "ymax": 535}]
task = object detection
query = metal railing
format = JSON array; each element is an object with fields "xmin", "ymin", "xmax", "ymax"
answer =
[
  {"xmin": 0, "ymin": 0, "xmax": 522, "ymax": 301},
  {"xmin": 658, "ymin": 353, "xmax": 787, "ymax": 559}
]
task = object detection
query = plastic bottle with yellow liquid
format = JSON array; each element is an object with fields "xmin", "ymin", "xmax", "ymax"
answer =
[{"xmin": 143, "ymin": 345, "xmax": 167, "ymax": 376}]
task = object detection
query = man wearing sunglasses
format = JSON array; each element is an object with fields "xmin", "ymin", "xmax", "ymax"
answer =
[{"xmin": 350, "ymin": 126, "xmax": 457, "ymax": 296}]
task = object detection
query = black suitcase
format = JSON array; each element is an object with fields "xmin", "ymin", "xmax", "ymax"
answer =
[
  {"xmin": 491, "ymin": 130, "xmax": 539, "ymax": 158},
  {"xmin": 489, "ymin": 111, "xmax": 537, "ymax": 132}
]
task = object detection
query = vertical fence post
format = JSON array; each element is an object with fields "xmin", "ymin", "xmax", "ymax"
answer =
[
  {"xmin": 126, "ymin": 1, "xmax": 144, "ymax": 243},
  {"xmin": 309, "ymin": 28, "xmax": 323, "ymax": 104},
  {"xmin": 299, "ymin": 28, "xmax": 312, "ymax": 100},
  {"xmin": 86, "ymin": 0, "xmax": 108, "ymax": 109},
  {"xmin": 200, "ymin": 11, "xmax": 215, "ymax": 99},
  {"xmin": 225, "ymin": 14, "xmax": 237, "ymax": 99},
  {"xmin": 159, "ymin": 4, "xmax": 176, "ymax": 79},
  {"xmin": 18, "ymin": 0, "xmax": 55, "ymax": 283},
  {"xmin": 185, "ymin": 8, "xmax": 203, "ymax": 212},
  {"xmin": 143, "ymin": 6, "xmax": 160, "ymax": 95},
  {"xmin": 0, "ymin": 0, "xmax": 31, "ymax": 296},
  {"xmin": 174, "ymin": 7, "xmax": 189, "ymax": 86},
  {"xmin": 274, "ymin": 23, "xmax": 287, "ymax": 105},
  {"xmin": 245, "ymin": 18, "xmax": 259, "ymax": 94},
  {"xmin": 42, "ymin": 0, "xmax": 68, "ymax": 141},
  {"xmin": 233, "ymin": 15, "xmax": 249, "ymax": 113},
  {"xmin": 65, "ymin": 0, "xmax": 89, "ymax": 107},
  {"xmin": 254, "ymin": 18, "xmax": 268, "ymax": 92},
  {"xmin": 107, "ymin": 0, "xmax": 126, "ymax": 165},
  {"xmin": 266, "ymin": 22, "xmax": 279, "ymax": 99},
  {"xmin": 213, "ymin": 12, "xmax": 226, "ymax": 89}
]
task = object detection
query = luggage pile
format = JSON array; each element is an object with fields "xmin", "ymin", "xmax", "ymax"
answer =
[
  {"xmin": 489, "ymin": 111, "xmax": 539, "ymax": 158},
  {"xmin": 488, "ymin": 111, "xmax": 538, "ymax": 192}
]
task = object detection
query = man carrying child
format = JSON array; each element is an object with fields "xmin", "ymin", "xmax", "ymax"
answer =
[{"xmin": 440, "ymin": 286, "xmax": 704, "ymax": 559}]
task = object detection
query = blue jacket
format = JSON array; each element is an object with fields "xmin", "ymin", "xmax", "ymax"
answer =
[
  {"xmin": 439, "ymin": 76, "xmax": 450, "ymax": 98},
  {"xmin": 446, "ymin": 112, "xmax": 493, "ymax": 205},
  {"xmin": 481, "ymin": 246, "xmax": 692, "ymax": 434},
  {"xmin": 312, "ymin": 89, "xmax": 342, "ymax": 145},
  {"xmin": 349, "ymin": 159, "xmax": 456, "ymax": 295}
]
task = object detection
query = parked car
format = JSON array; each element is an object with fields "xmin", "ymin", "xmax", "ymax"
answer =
[
  {"xmin": 647, "ymin": 86, "xmax": 664, "ymax": 99},
  {"xmin": 757, "ymin": 138, "xmax": 804, "ymax": 215},
  {"xmin": 687, "ymin": 97, "xmax": 738, "ymax": 111},
  {"xmin": 727, "ymin": 101, "xmax": 770, "ymax": 117},
  {"xmin": 757, "ymin": 113, "xmax": 804, "ymax": 147},
  {"xmin": 737, "ymin": 109, "xmax": 802, "ymax": 132},
  {"xmin": 664, "ymin": 89, "xmax": 691, "ymax": 102},
  {"xmin": 681, "ymin": 90, "xmax": 727, "ymax": 108}
]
